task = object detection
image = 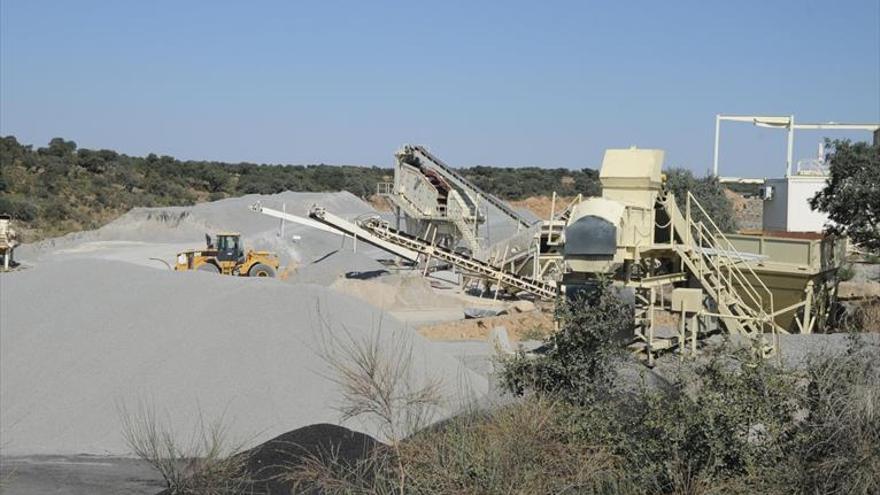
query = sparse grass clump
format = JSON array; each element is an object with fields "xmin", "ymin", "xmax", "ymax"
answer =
[{"xmin": 119, "ymin": 403, "xmax": 252, "ymax": 495}]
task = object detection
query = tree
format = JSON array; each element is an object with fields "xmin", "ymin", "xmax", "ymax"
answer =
[
  {"xmin": 664, "ymin": 168, "xmax": 737, "ymax": 233},
  {"xmin": 41, "ymin": 137, "xmax": 77, "ymax": 157},
  {"xmin": 810, "ymin": 139, "xmax": 880, "ymax": 252}
]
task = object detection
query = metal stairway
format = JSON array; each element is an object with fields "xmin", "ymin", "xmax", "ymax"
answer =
[
  {"xmin": 448, "ymin": 207, "xmax": 482, "ymax": 258},
  {"xmin": 660, "ymin": 191, "xmax": 781, "ymax": 354}
]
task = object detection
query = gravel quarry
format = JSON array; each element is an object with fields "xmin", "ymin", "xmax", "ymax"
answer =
[
  {"xmin": 3, "ymin": 189, "xmax": 873, "ymax": 495},
  {"xmin": 0, "ymin": 191, "xmax": 496, "ymax": 459}
]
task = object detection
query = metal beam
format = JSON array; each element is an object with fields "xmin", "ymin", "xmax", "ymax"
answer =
[{"xmin": 713, "ymin": 114, "xmax": 880, "ymax": 178}]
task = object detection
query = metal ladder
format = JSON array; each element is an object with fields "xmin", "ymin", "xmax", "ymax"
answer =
[{"xmin": 448, "ymin": 207, "xmax": 483, "ymax": 258}]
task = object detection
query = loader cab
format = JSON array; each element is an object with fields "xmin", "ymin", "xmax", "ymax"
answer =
[{"xmin": 212, "ymin": 233, "xmax": 244, "ymax": 262}]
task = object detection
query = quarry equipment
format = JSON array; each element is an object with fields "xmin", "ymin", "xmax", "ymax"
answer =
[
  {"xmin": 0, "ymin": 214, "xmax": 18, "ymax": 271},
  {"xmin": 377, "ymin": 145, "xmax": 538, "ymax": 261},
  {"xmin": 174, "ymin": 232, "xmax": 280, "ymax": 277},
  {"xmin": 250, "ymin": 202, "xmax": 557, "ymax": 298},
  {"xmin": 554, "ymin": 147, "xmax": 845, "ymax": 361},
  {"xmin": 252, "ymin": 144, "xmax": 845, "ymax": 361}
]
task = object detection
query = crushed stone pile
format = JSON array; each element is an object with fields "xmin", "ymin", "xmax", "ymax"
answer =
[
  {"xmin": 0, "ymin": 259, "xmax": 487, "ymax": 456},
  {"xmin": 18, "ymin": 191, "xmax": 387, "ymax": 275}
]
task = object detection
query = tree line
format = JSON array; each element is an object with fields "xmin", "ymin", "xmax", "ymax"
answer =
[{"xmin": 0, "ymin": 136, "xmax": 602, "ymax": 240}]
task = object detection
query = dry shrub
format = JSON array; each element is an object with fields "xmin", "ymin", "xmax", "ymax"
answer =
[
  {"xmin": 295, "ymin": 311, "xmax": 445, "ymax": 494},
  {"xmin": 400, "ymin": 398, "xmax": 628, "ymax": 494},
  {"xmin": 856, "ymin": 299, "xmax": 880, "ymax": 332},
  {"xmin": 313, "ymin": 310, "xmax": 444, "ymax": 446},
  {"xmin": 839, "ymin": 298, "xmax": 880, "ymax": 333},
  {"xmin": 796, "ymin": 337, "xmax": 880, "ymax": 494},
  {"xmin": 118, "ymin": 402, "xmax": 252, "ymax": 494}
]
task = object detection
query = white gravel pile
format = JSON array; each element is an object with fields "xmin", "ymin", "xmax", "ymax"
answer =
[
  {"xmin": 0, "ymin": 259, "xmax": 487, "ymax": 455},
  {"xmin": 18, "ymin": 191, "xmax": 386, "ymax": 275}
]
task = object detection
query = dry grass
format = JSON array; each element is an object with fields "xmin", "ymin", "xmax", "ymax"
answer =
[
  {"xmin": 118, "ymin": 402, "xmax": 252, "ymax": 494},
  {"xmin": 839, "ymin": 298, "xmax": 880, "ymax": 333},
  {"xmin": 286, "ymin": 397, "xmax": 630, "ymax": 495},
  {"xmin": 799, "ymin": 339, "xmax": 880, "ymax": 494},
  {"xmin": 304, "ymin": 310, "xmax": 445, "ymax": 494},
  {"xmin": 858, "ymin": 300, "xmax": 880, "ymax": 332},
  {"xmin": 400, "ymin": 398, "xmax": 627, "ymax": 494}
]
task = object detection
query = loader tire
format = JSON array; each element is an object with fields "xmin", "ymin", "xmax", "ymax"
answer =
[
  {"xmin": 249, "ymin": 263, "xmax": 276, "ymax": 278},
  {"xmin": 198, "ymin": 263, "xmax": 220, "ymax": 273}
]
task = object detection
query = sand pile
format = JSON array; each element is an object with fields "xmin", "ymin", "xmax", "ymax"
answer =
[
  {"xmin": 0, "ymin": 259, "xmax": 487, "ymax": 456},
  {"xmin": 330, "ymin": 274, "xmax": 463, "ymax": 312}
]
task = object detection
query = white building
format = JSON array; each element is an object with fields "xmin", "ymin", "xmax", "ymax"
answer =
[
  {"xmin": 761, "ymin": 175, "xmax": 829, "ymax": 233},
  {"xmin": 713, "ymin": 115, "xmax": 880, "ymax": 234}
]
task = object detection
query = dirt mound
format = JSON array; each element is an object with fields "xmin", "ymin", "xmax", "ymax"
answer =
[
  {"xmin": 508, "ymin": 195, "xmax": 576, "ymax": 220},
  {"xmin": 331, "ymin": 274, "xmax": 463, "ymax": 311},
  {"xmin": 419, "ymin": 311, "xmax": 554, "ymax": 342}
]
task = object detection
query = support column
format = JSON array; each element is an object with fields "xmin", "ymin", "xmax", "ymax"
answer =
[
  {"xmin": 786, "ymin": 115, "xmax": 795, "ymax": 177},
  {"xmin": 713, "ymin": 114, "xmax": 721, "ymax": 177}
]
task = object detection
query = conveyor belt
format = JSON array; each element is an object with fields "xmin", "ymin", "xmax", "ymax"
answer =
[{"xmin": 250, "ymin": 202, "xmax": 556, "ymax": 299}]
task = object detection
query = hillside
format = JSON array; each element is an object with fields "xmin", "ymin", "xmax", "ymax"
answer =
[{"xmin": 0, "ymin": 136, "xmax": 600, "ymax": 241}]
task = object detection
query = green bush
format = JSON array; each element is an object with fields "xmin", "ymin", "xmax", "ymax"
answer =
[
  {"xmin": 501, "ymin": 280, "xmax": 631, "ymax": 401},
  {"xmin": 0, "ymin": 194, "xmax": 38, "ymax": 221},
  {"xmin": 495, "ymin": 282, "xmax": 880, "ymax": 493},
  {"xmin": 838, "ymin": 263, "xmax": 856, "ymax": 282}
]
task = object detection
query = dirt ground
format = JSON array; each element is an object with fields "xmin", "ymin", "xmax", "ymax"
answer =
[
  {"xmin": 418, "ymin": 310, "xmax": 554, "ymax": 341},
  {"xmin": 0, "ymin": 456, "xmax": 163, "ymax": 495},
  {"xmin": 507, "ymin": 195, "xmax": 576, "ymax": 220},
  {"xmin": 725, "ymin": 189, "xmax": 762, "ymax": 231}
]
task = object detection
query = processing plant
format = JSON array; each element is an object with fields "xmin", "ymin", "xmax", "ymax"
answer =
[{"xmin": 252, "ymin": 145, "xmax": 846, "ymax": 362}]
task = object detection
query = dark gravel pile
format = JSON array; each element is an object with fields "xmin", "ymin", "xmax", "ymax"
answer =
[
  {"xmin": 243, "ymin": 423, "xmax": 381, "ymax": 494},
  {"xmin": 156, "ymin": 423, "xmax": 381, "ymax": 495}
]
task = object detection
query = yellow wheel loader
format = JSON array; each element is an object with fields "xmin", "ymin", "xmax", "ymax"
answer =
[{"xmin": 174, "ymin": 232, "xmax": 280, "ymax": 277}]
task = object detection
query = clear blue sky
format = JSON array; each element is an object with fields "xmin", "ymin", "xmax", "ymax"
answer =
[{"xmin": 2, "ymin": 1, "xmax": 878, "ymax": 177}]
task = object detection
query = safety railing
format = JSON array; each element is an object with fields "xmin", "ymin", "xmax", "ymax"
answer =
[
  {"xmin": 376, "ymin": 182, "xmax": 394, "ymax": 195},
  {"xmin": 684, "ymin": 192, "xmax": 774, "ymax": 316},
  {"xmin": 678, "ymin": 193, "xmax": 777, "ymax": 341}
]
